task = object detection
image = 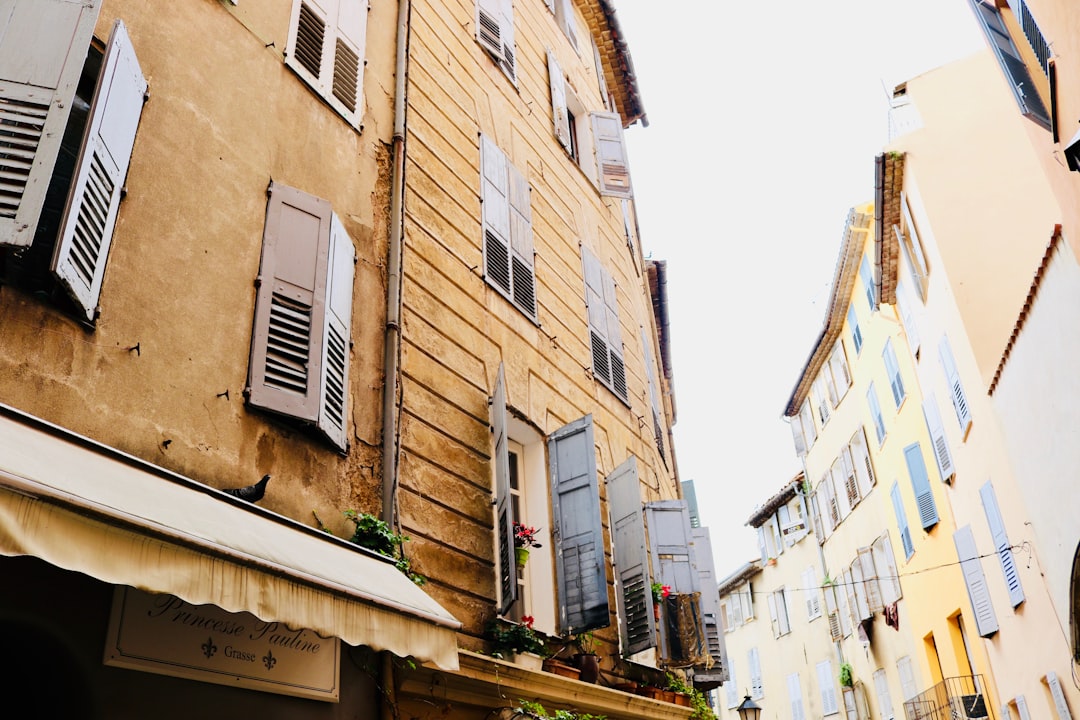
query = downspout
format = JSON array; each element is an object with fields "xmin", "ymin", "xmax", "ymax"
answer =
[
  {"xmin": 873, "ymin": 154, "xmax": 885, "ymax": 308},
  {"xmin": 382, "ymin": 0, "xmax": 411, "ymax": 526}
]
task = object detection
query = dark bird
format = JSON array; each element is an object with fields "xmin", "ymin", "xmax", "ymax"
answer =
[{"xmin": 222, "ymin": 474, "xmax": 271, "ymax": 503}]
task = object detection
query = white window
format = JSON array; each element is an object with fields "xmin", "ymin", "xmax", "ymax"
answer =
[
  {"xmin": 475, "ymin": 0, "xmax": 515, "ymax": 81},
  {"xmin": 768, "ymin": 588, "xmax": 791, "ymax": 637},
  {"xmin": 897, "ymin": 192, "xmax": 929, "ymax": 300},
  {"xmin": 848, "ymin": 304, "xmax": 864, "ymax": 354},
  {"xmin": 883, "ymin": 338, "xmax": 906, "ymax": 408},
  {"xmin": 553, "ymin": 0, "xmax": 579, "ymax": 52},
  {"xmin": 867, "ymin": 382, "xmax": 887, "ymax": 445},
  {"xmin": 860, "ymin": 254, "xmax": 876, "ymax": 310},
  {"xmin": 897, "ymin": 655, "xmax": 918, "ymax": 702},
  {"xmin": 480, "ymin": 136, "xmax": 537, "ymax": 319},
  {"xmin": 748, "ymin": 647, "xmax": 764, "ymax": 699},
  {"xmin": 286, "ymin": 0, "xmax": 368, "ymax": 128},
  {"xmin": 803, "ymin": 565, "xmax": 822, "ymax": 620},
  {"xmin": 582, "ymin": 246, "xmax": 627, "ymax": 402},
  {"xmin": 788, "ymin": 673, "xmax": 807, "ymax": 720},
  {"xmin": 874, "ymin": 668, "xmax": 895, "ymax": 720},
  {"xmin": 817, "ymin": 659, "xmax": 840, "ymax": 715}
]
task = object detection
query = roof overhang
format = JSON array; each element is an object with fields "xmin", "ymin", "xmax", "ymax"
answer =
[
  {"xmin": 745, "ymin": 475, "xmax": 804, "ymax": 528},
  {"xmin": 875, "ymin": 152, "xmax": 905, "ymax": 307},
  {"xmin": 0, "ymin": 404, "xmax": 461, "ymax": 671},
  {"xmin": 582, "ymin": 0, "xmax": 647, "ymax": 127},
  {"xmin": 717, "ymin": 561, "xmax": 763, "ymax": 597}
]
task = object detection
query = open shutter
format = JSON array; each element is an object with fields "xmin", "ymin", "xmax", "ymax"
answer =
[
  {"xmin": 646, "ymin": 499, "xmax": 699, "ymax": 657},
  {"xmin": 547, "ymin": 50, "xmax": 571, "ymax": 150},
  {"xmin": 0, "ymin": 0, "xmax": 101, "ymax": 249},
  {"xmin": 808, "ymin": 490, "xmax": 826, "ymax": 543},
  {"xmin": 590, "ymin": 111, "xmax": 632, "ymax": 198},
  {"xmin": 498, "ymin": 0, "xmax": 515, "ymax": 80},
  {"xmin": 480, "ymin": 135, "xmax": 512, "ymax": 296},
  {"xmin": 1047, "ymin": 672, "xmax": 1073, "ymax": 720},
  {"xmin": 817, "ymin": 660, "xmax": 839, "ymax": 715},
  {"xmin": 748, "ymin": 647, "xmax": 763, "ymax": 699},
  {"xmin": 923, "ymin": 395, "xmax": 956, "ymax": 482},
  {"xmin": 556, "ymin": 0, "xmax": 579, "ymax": 53},
  {"xmin": 606, "ymin": 456, "xmax": 654, "ymax": 654},
  {"xmin": 791, "ymin": 414, "xmax": 807, "ymax": 457},
  {"xmin": 549, "ymin": 415, "xmax": 608, "ymax": 633},
  {"xmin": 492, "ymin": 364, "xmax": 517, "ymax": 613},
  {"xmin": 601, "ymin": 261, "xmax": 626, "ymax": 399},
  {"xmin": 850, "ymin": 558, "xmax": 872, "ymax": 621},
  {"xmin": 891, "ymin": 482, "xmax": 915, "ymax": 559},
  {"xmin": 247, "ymin": 182, "xmax": 332, "ymax": 422},
  {"xmin": 475, "ymin": 0, "xmax": 503, "ymax": 61},
  {"xmin": 969, "ymin": 0, "xmax": 1050, "ymax": 128},
  {"xmin": 873, "ymin": 533, "xmax": 902, "ymax": 604},
  {"xmin": 582, "ymin": 246, "xmax": 610, "ymax": 383},
  {"xmin": 896, "ymin": 282, "xmax": 920, "ymax": 354},
  {"xmin": 800, "ymin": 400, "xmax": 817, "ymax": 445},
  {"xmin": 725, "ymin": 666, "xmax": 739, "ymax": 708},
  {"xmin": 851, "ymin": 427, "xmax": 877, "ymax": 496},
  {"xmin": 838, "ymin": 570, "xmax": 855, "ymax": 637},
  {"xmin": 766, "ymin": 590, "xmax": 779, "ymax": 637},
  {"xmin": 592, "ymin": 37, "xmax": 610, "ymax": 110},
  {"xmin": 1015, "ymin": 696, "xmax": 1032, "ymax": 720},
  {"xmin": 53, "ymin": 19, "xmax": 146, "ymax": 322},
  {"xmin": 858, "ymin": 546, "xmax": 884, "ymax": 614},
  {"xmin": 980, "ymin": 481, "xmax": 1024, "ymax": 607},
  {"xmin": 904, "ymin": 443, "xmax": 939, "ymax": 529},
  {"xmin": 315, "ymin": 213, "xmax": 354, "ymax": 449},
  {"xmin": 824, "ymin": 584, "xmax": 843, "ymax": 640},
  {"xmin": 954, "ymin": 524, "xmax": 999, "ymax": 637},
  {"xmin": 830, "ymin": 341, "xmax": 851, "ymax": 393},
  {"xmin": 286, "ymin": 0, "xmax": 367, "ymax": 127},
  {"xmin": 840, "ymin": 447, "xmax": 861, "ymax": 509},
  {"xmin": 506, "ymin": 159, "xmax": 536, "ymax": 316},
  {"xmin": 691, "ymin": 526, "xmax": 729, "ymax": 683},
  {"xmin": 939, "ymin": 335, "xmax": 973, "ymax": 436}
]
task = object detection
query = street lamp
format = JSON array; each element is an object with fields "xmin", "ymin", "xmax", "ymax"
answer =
[{"xmin": 735, "ymin": 695, "xmax": 761, "ymax": 720}]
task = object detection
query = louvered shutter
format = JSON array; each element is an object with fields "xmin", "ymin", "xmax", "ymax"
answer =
[
  {"xmin": 802, "ymin": 566, "xmax": 821, "ymax": 619},
  {"xmin": 547, "ymin": 50, "xmax": 571, "ymax": 151},
  {"xmin": 549, "ymin": 415, "xmax": 608, "ymax": 633},
  {"xmin": 897, "ymin": 656, "xmax": 917, "ymax": 702},
  {"xmin": 492, "ymin": 364, "xmax": 517, "ymax": 613},
  {"xmin": 939, "ymin": 335, "xmax": 973, "ymax": 436},
  {"xmin": 922, "ymin": 395, "xmax": 956, "ymax": 482},
  {"xmin": 830, "ymin": 342, "xmax": 852, "ymax": 394},
  {"xmin": 800, "ymin": 400, "xmax": 817, "ymax": 445},
  {"xmin": 748, "ymin": 647, "xmax": 763, "ymax": 699},
  {"xmin": 838, "ymin": 570, "xmax": 855, "ymax": 637},
  {"xmin": 646, "ymin": 499, "xmax": 699, "ymax": 657},
  {"xmin": 286, "ymin": 0, "xmax": 367, "ymax": 128},
  {"xmin": 791, "ymin": 414, "xmax": 807, "ymax": 457},
  {"xmin": 849, "ymin": 304, "xmax": 864, "ymax": 354},
  {"xmin": 858, "ymin": 546, "xmax": 884, "ymax": 614},
  {"xmin": 808, "ymin": 490, "xmax": 826, "ymax": 543},
  {"xmin": 592, "ymin": 37, "xmax": 610, "ymax": 110},
  {"xmin": 498, "ymin": 0, "xmax": 515, "ymax": 79},
  {"xmin": 824, "ymin": 363, "xmax": 839, "ymax": 407},
  {"xmin": 316, "ymin": 213, "xmax": 354, "ymax": 449},
  {"xmin": 506, "ymin": 159, "xmax": 536, "ymax": 316},
  {"xmin": 480, "ymin": 135, "xmax": 512, "ymax": 296},
  {"xmin": 874, "ymin": 669, "xmax": 895, "ymax": 720},
  {"xmin": 969, "ymin": 0, "xmax": 1050, "ymax": 128},
  {"xmin": 904, "ymin": 443, "xmax": 939, "ymax": 529},
  {"xmin": 873, "ymin": 533, "xmax": 902, "ymax": 604},
  {"xmin": 891, "ymin": 482, "xmax": 915, "ymax": 559},
  {"xmin": 883, "ymin": 339, "xmax": 906, "ymax": 407},
  {"xmin": 954, "ymin": 524, "xmax": 999, "ymax": 637},
  {"xmin": 868, "ymin": 383, "xmax": 887, "ymax": 444},
  {"xmin": 820, "ymin": 473, "xmax": 840, "ymax": 531},
  {"xmin": 788, "ymin": 673, "xmax": 806, "ymax": 720},
  {"xmin": 850, "ymin": 558, "xmax": 872, "ymax": 620},
  {"xmin": 896, "ymin": 282, "xmax": 920, "ymax": 354},
  {"xmin": 600, "ymin": 262, "xmax": 626, "ymax": 398},
  {"xmin": 475, "ymin": 0, "xmax": 503, "ymax": 62},
  {"xmin": 980, "ymin": 481, "xmax": 1024, "ymax": 607},
  {"xmin": 824, "ymin": 583, "xmax": 843, "ymax": 640},
  {"xmin": 840, "ymin": 447, "xmax": 861, "ymax": 509},
  {"xmin": 1047, "ymin": 672, "xmax": 1073, "ymax": 720},
  {"xmin": 248, "ymin": 182, "xmax": 332, "ymax": 423},
  {"xmin": 832, "ymin": 463, "xmax": 852, "ymax": 520},
  {"xmin": 53, "ymin": 19, "xmax": 146, "ymax": 322},
  {"xmin": 0, "ymin": 0, "xmax": 101, "ymax": 248},
  {"xmin": 817, "ymin": 660, "xmax": 839, "ymax": 715},
  {"xmin": 556, "ymin": 0, "xmax": 579, "ymax": 52},
  {"xmin": 757, "ymin": 526, "xmax": 768, "ymax": 563},
  {"xmin": 851, "ymin": 428, "xmax": 877, "ymax": 495},
  {"xmin": 582, "ymin": 246, "xmax": 610, "ymax": 383},
  {"xmin": 691, "ymin": 526, "xmax": 729, "ymax": 681},
  {"xmin": 590, "ymin": 111, "xmax": 632, "ymax": 198},
  {"xmin": 606, "ymin": 456, "xmax": 654, "ymax": 654}
]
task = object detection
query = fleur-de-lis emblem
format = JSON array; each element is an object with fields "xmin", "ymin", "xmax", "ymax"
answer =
[
  {"xmin": 263, "ymin": 650, "xmax": 276, "ymax": 671},
  {"xmin": 202, "ymin": 637, "xmax": 217, "ymax": 659}
]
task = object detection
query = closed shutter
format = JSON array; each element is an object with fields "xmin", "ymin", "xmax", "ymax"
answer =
[
  {"xmin": 824, "ymin": 583, "xmax": 843, "ymax": 640},
  {"xmin": 506, "ymin": 158, "xmax": 536, "ymax": 316},
  {"xmin": 868, "ymin": 383, "xmax": 887, "ymax": 444},
  {"xmin": 969, "ymin": 0, "xmax": 1050, "ymax": 128},
  {"xmin": 873, "ymin": 533, "xmax": 902, "ymax": 604},
  {"xmin": 817, "ymin": 660, "xmax": 839, "ymax": 715},
  {"xmin": 939, "ymin": 335, "xmax": 973, "ymax": 436},
  {"xmin": 904, "ymin": 443, "xmax": 939, "ymax": 529},
  {"xmin": 492, "ymin": 364, "xmax": 517, "ymax": 613},
  {"xmin": 1047, "ymin": 672, "xmax": 1073, "ymax": 720},
  {"xmin": 922, "ymin": 395, "xmax": 956, "ymax": 482},
  {"xmin": 802, "ymin": 566, "xmax": 820, "ymax": 619},
  {"xmin": 896, "ymin": 282, "xmax": 920, "ymax": 354},
  {"xmin": 897, "ymin": 656, "xmax": 917, "ymax": 702},
  {"xmin": 547, "ymin": 50, "xmax": 571, "ymax": 151},
  {"xmin": 582, "ymin": 246, "xmax": 626, "ymax": 401},
  {"xmin": 858, "ymin": 546, "xmax": 884, "ymax": 614},
  {"xmin": 954, "ymin": 524, "xmax": 999, "ymax": 637},
  {"xmin": 285, "ymin": 0, "xmax": 367, "ymax": 127},
  {"xmin": 891, "ymin": 482, "xmax": 915, "ymax": 559},
  {"xmin": 480, "ymin": 135, "xmax": 512, "ymax": 296},
  {"xmin": 54, "ymin": 19, "xmax": 147, "ymax": 322},
  {"xmin": 549, "ymin": 415, "xmax": 609, "ymax": 633},
  {"xmin": 874, "ymin": 668, "xmax": 895, "ymax": 720},
  {"xmin": 248, "ymin": 182, "xmax": 332, "ymax": 424},
  {"xmin": 0, "ymin": 0, "xmax": 101, "ymax": 248},
  {"xmin": 317, "ymin": 213, "xmax": 354, "ymax": 449},
  {"xmin": 749, "ymin": 647, "xmax": 763, "ymax": 699},
  {"xmin": 980, "ymin": 481, "xmax": 1024, "ymax": 607},
  {"xmin": 590, "ymin": 111, "xmax": 632, "ymax": 198},
  {"xmin": 725, "ymin": 665, "xmax": 739, "ymax": 708},
  {"xmin": 788, "ymin": 673, "xmax": 806, "ymax": 720},
  {"xmin": 606, "ymin": 456, "xmax": 655, "ymax": 654}
]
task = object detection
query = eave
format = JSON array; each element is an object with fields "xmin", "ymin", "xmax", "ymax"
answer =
[
  {"xmin": 745, "ymin": 474, "xmax": 803, "ymax": 529},
  {"xmin": 581, "ymin": 0, "xmax": 648, "ymax": 127}
]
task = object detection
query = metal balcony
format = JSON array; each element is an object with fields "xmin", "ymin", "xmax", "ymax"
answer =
[{"xmin": 903, "ymin": 676, "xmax": 993, "ymax": 720}]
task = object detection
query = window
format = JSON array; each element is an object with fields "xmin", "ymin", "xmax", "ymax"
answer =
[
  {"xmin": 980, "ymin": 480, "xmax": 1025, "ymax": 607},
  {"xmin": 788, "ymin": 673, "xmax": 807, "ymax": 720},
  {"xmin": 553, "ymin": 0, "xmax": 580, "ymax": 53},
  {"xmin": 768, "ymin": 588, "xmax": 790, "ymax": 637},
  {"xmin": 748, "ymin": 647, "xmax": 763, "ymax": 699},
  {"xmin": 953, "ymin": 524, "xmax": 999, "ymax": 638},
  {"xmin": 247, "ymin": 182, "xmax": 355, "ymax": 451},
  {"xmin": 867, "ymin": 383, "xmax": 887, "ymax": 445},
  {"xmin": 582, "ymin": 246, "xmax": 627, "ymax": 402},
  {"xmin": 897, "ymin": 656, "xmax": 918, "ymax": 703},
  {"xmin": 922, "ymin": 395, "xmax": 956, "ymax": 482},
  {"xmin": 480, "ymin": 135, "xmax": 537, "ymax": 319},
  {"xmin": 0, "ymin": 11, "xmax": 147, "ymax": 324},
  {"xmin": 904, "ymin": 442, "xmax": 939, "ymax": 529},
  {"xmin": 896, "ymin": 192, "xmax": 930, "ymax": 301},
  {"xmin": 968, "ymin": 0, "xmax": 1049, "ymax": 129},
  {"xmin": 891, "ymin": 482, "xmax": 915, "ymax": 560},
  {"xmin": 725, "ymin": 664, "xmax": 740, "ymax": 708},
  {"xmin": 641, "ymin": 328, "xmax": 666, "ymax": 463},
  {"xmin": 802, "ymin": 566, "xmax": 822, "ymax": 621},
  {"xmin": 285, "ymin": 0, "xmax": 368, "ymax": 129},
  {"xmin": 883, "ymin": 339, "xmax": 906, "ymax": 408},
  {"xmin": 938, "ymin": 335, "xmax": 972, "ymax": 437},
  {"xmin": 848, "ymin": 304, "xmax": 864, "ymax": 354},
  {"xmin": 874, "ymin": 668, "xmax": 895, "ymax": 720},
  {"xmin": 816, "ymin": 659, "xmax": 840, "ymax": 715},
  {"xmin": 475, "ymin": 0, "xmax": 516, "ymax": 82},
  {"xmin": 860, "ymin": 254, "xmax": 876, "ymax": 311}
]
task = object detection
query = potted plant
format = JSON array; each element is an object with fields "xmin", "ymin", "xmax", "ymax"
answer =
[
  {"xmin": 666, "ymin": 672, "xmax": 693, "ymax": 707},
  {"xmin": 514, "ymin": 522, "xmax": 542, "ymax": 568},
  {"xmin": 839, "ymin": 662, "xmax": 854, "ymax": 688},
  {"xmin": 651, "ymin": 582, "xmax": 671, "ymax": 620},
  {"xmin": 485, "ymin": 616, "xmax": 546, "ymax": 662},
  {"xmin": 571, "ymin": 631, "xmax": 600, "ymax": 683}
]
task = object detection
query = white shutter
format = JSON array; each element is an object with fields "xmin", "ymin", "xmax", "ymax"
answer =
[
  {"xmin": 850, "ymin": 559, "xmax": 871, "ymax": 621},
  {"xmin": 980, "ymin": 481, "xmax": 1024, "ymax": 607},
  {"xmin": 749, "ymin": 647, "xmax": 763, "ymax": 699},
  {"xmin": 858, "ymin": 546, "xmax": 884, "ymax": 614},
  {"xmin": 896, "ymin": 282, "xmax": 920, "ymax": 354},
  {"xmin": 788, "ymin": 673, "xmax": 806, "ymax": 720},
  {"xmin": 777, "ymin": 588, "xmax": 790, "ymax": 634},
  {"xmin": 897, "ymin": 656, "xmax": 917, "ymax": 702},
  {"xmin": 725, "ymin": 666, "xmax": 739, "ymax": 708},
  {"xmin": 840, "ymin": 446, "xmax": 861, "ymax": 509},
  {"xmin": 824, "ymin": 584, "xmax": 842, "ymax": 640},
  {"xmin": 803, "ymin": 566, "xmax": 821, "ymax": 619},
  {"xmin": 832, "ymin": 462, "xmax": 852, "ymax": 520},
  {"xmin": 939, "ymin": 335, "xmax": 973, "ymax": 436},
  {"xmin": 820, "ymin": 473, "xmax": 840, "ymax": 531},
  {"xmin": 556, "ymin": 0, "xmax": 579, "ymax": 52},
  {"xmin": 480, "ymin": 136, "xmax": 512, "ymax": 297},
  {"xmin": 592, "ymin": 37, "xmax": 610, "ymax": 110},
  {"xmin": 0, "ymin": 0, "xmax": 101, "ymax": 248},
  {"xmin": 874, "ymin": 669, "xmax": 895, "ymax": 720},
  {"xmin": 809, "ymin": 490, "xmax": 826, "ymax": 543},
  {"xmin": 316, "ymin": 213, "xmax": 354, "ymax": 450},
  {"xmin": 475, "ymin": 0, "xmax": 504, "ymax": 60},
  {"xmin": 851, "ymin": 427, "xmax": 877, "ymax": 495},
  {"xmin": 590, "ymin": 111, "xmax": 632, "ymax": 198},
  {"xmin": 506, "ymin": 159, "xmax": 536, "ymax": 316},
  {"xmin": 286, "ymin": 0, "xmax": 367, "ymax": 127},
  {"xmin": 741, "ymin": 581, "xmax": 755, "ymax": 620},
  {"xmin": 1047, "ymin": 672, "xmax": 1073, "ymax": 720},
  {"xmin": 954, "ymin": 525, "xmax": 999, "ymax": 637},
  {"xmin": 498, "ymin": 0, "xmax": 515, "ymax": 79},
  {"xmin": 767, "ymin": 591, "xmax": 779, "ymax": 637},
  {"xmin": 824, "ymin": 362, "xmax": 839, "ymax": 407},
  {"xmin": 830, "ymin": 342, "xmax": 852, "ymax": 395},
  {"xmin": 54, "ymin": 19, "xmax": 147, "ymax": 322},
  {"xmin": 791, "ymin": 414, "xmax": 808, "ymax": 457},
  {"xmin": 922, "ymin": 395, "xmax": 956, "ymax": 482},
  {"xmin": 817, "ymin": 660, "xmax": 839, "ymax": 715},
  {"xmin": 800, "ymin": 400, "xmax": 817, "ymax": 445},
  {"xmin": 491, "ymin": 364, "xmax": 516, "ymax": 613},
  {"xmin": 1015, "ymin": 695, "xmax": 1032, "ymax": 720},
  {"xmin": 547, "ymin": 50, "xmax": 571, "ymax": 150},
  {"xmin": 838, "ymin": 570, "xmax": 853, "ymax": 637},
  {"xmin": 873, "ymin": 533, "xmax": 902, "ymax": 604}
]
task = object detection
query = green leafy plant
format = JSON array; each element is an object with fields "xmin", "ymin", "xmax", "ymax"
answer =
[
  {"xmin": 485, "ymin": 616, "xmax": 546, "ymax": 658},
  {"xmin": 516, "ymin": 699, "xmax": 605, "ymax": 720},
  {"xmin": 839, "ymin": 662, "xmax": 854, "ymax": 687},
  {"xmin": 571, "ymin": 631, "xmax": 597, "ymax": 655},
  {"xmin": 651, "ymin": 581, "xmax": 671, "ymax": 605},
  {"xmin": 313, "ymin": 509, "xmax": 426, "ymax": 585},
  {"xmin": 665, "ymin": 673, "xmax": 715, "ymax": 720}
]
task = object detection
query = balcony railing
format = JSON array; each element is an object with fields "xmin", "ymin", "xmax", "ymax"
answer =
[{"xmin": 903, "ymin": 676, "xmax": 993, "ymax": 720}]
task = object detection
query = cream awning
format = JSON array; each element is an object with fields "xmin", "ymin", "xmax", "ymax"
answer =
[{"xmin": 0, "ymin": 405, "xmax": 460, "ymax": 671}]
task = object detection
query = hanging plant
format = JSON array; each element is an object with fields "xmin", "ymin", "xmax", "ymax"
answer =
[{"xmin": 839, "ymin": 662, "xmax": 854, "ymax": 687}]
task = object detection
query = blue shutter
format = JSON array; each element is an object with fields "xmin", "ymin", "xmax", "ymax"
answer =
[
  {"xmin": 891, "ymin": 482, "xmax": 915, "ymax": 559},
  {"xmin": 646, "ymin": 499, "xmax": 699, "ymax": 660},
  {"xmin": 606, "ymin": 456, "xmax": 655, "ymax": 654},
  {"xmin": 954, "ymin": 525, "xmax": 999, "ymax": 637},
  {"xmin": 904, "ymin": 443, "xmax": 938, "ymax": 529},
  {"xmin": 980, "ymin": 481, "xmax": 1024, "ymax": 607},
  {"xmin": 968, "ymin": 0, "xmax": 1050, "ymax": 128},
  {"xmin": 549, "ymin": 415, "xmax": 609, "ymax": 633},
  {"xmin": 492, "ymin": 364, "xmax": 517, "ymax": 614},
  {"xmin": 883, "ymin": 339, "xmax": 906, "ymax": 408}
]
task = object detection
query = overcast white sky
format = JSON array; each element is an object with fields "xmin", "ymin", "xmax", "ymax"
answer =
[{"xmin": 615, "ymin": 0, "xmax": 986, "ymax": 571}]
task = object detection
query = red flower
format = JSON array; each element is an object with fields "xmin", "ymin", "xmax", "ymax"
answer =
[
  {"xmin": 513, "ymin": 522, "xmax": 543, "ymax": 549},
  {"xmin": 521, "ymin": 615, "xmax": 535, "ymax": 628}
]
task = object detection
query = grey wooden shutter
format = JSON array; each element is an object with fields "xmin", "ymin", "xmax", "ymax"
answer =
[
  {"xmin": 315, "ymin": 213, "xmax": 354, "ymax": 450},
  {"xmin": 922, "ymin": 395, "xmax": 956, "ymax": 482},
  {"xmin": 592, "ymin": 37, "xmax": 611, "ymax": 110},
  {"xmin": 547, "ymin": 50, "xmax": 571, "ymax": 150},
  {"xmin": 606, "ymin": 456, "xmax": 655, "ymax": 654},
  {"xmin": 939, "ymin": 335, "xmax": 973, "ymax": 436},
  {"xmin": 904, "ymin": 442, "xmax": 939, "ymax": 529},
  {"xmin": 53, "ymin": 19, "xmax": 146, "ymax": 323},
  {"xmin": 285, "ymin": 0, "xmax": 367, "ymax": 128},
  {"xmin": 475, "ymin": 0, "xmax": 504, "ymax": 64},
  {"xmin": 641, "ymin": 328, "xmax": 665, "ymax": 459},
  {"xmin": 0, "ymin": 0, "xmax": 101, "ymax": 248},
  {"xmin": 480, "ymin": 135, "xmax": 512, "ymax": 296},
  {"xmin": 980, "ymin": 480, "xmax": 1024, "ymax": 607},
  {"xmin": 582, "ymin": 246, "xmax": 609, "ymax": 383},
  {"xmin": 891, "ymin": 481, "xmax": 915, "ymax": 559},
  {"xmin": 691, "ymin": 525, "xmax": 728, "ymax": 678},
  {"xmin": 590, "ymin": 111, "xmax": 632, "ymax": 198},
  {"xmin": 492, "ymin": 363, "xmax": 517, "ymax": 613},
  {"xmin": 646, "ymin": 499, "xmax": 699, "ymax": 657},
  {"xmin": 969, "ymin": 0, "xmax": 1050, "ymax": 128},
  {"xmin": 954, "ymin": 524, "xmax": 999, "ymax": 637},
  {"xmin": 1047, "ymin": 672, "xmax": 1073, "ymax": 720},
  {"xmin": 549, "ymin": 415, "xmax": 609, "ymax": 633},
  {"xmin": 506, "ymin": 158, "xmax": 536, "ymax": 316},
  {"xmin": 247, "ymin": 182, "xmax": 331, "ymax": 422}
]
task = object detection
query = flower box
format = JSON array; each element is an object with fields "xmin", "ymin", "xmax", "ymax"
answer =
[{"xmin": 542, "ymin": 659, "xmax": 581, "ymax": 680}]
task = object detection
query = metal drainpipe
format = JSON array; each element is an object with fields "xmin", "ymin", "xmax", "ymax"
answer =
[
  {"xmin": 873, "ymin": 154, "xmax": 885, "ymax": 306},
  {"xmin": 382, "ymin": 0, "xmax": 411, "ymax": 527}
]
